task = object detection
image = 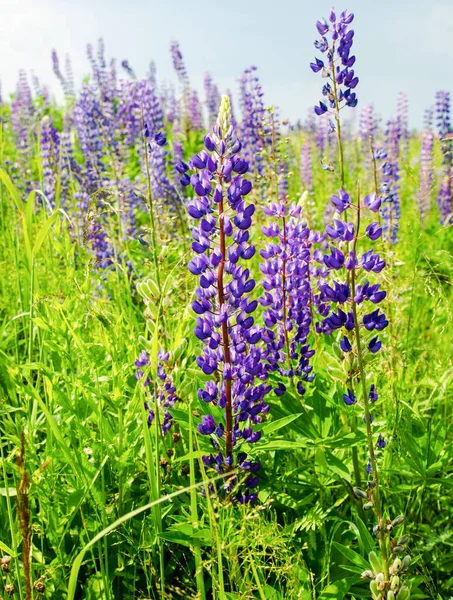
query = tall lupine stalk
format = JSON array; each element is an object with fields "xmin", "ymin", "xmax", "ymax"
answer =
[
  {"xmin": 396, "ymin": 92, "xmax": 409, "ymax": 157},
  {"xmin": 310, "ymin": 7, "xmax": 358, "ymax": 188},
  {"xmin": 51, "ymin": 49, "xmax": 75, "ymax": 99},
  {"xmin": 300, "ymin": 140, "xmax": 313, "ymax": 191},
  {"xmin": 259, "ymin": 183, "xmax": 316, "ymax": 420},
  {"xmin": 435, "ymin": 91, "xmax": 452, "ymax": 224},
  {"xmin": 178, "ymin": 95, "xmax": 270, "ymax": 502},
  {"xmin": 381, "ymin": 118, "xmax": 402, "ymax": 244},
  {"xmin": 319, "ymin": 189, "xmax": 412, "ymax": 598},
  {"xmin": 359, "ymin": 104, "xmax": 378, "ymax": 144},
  {"xmin": 204, "ymin": 72, "xmax": 220, "ymax": 127},
  {"xmin": 239, "ymin": 66, "xmax": 267, "ymax": 176},
  {"xmin": 418, "ymin": 131, "xmax": 434, "ymax": 222},
  {"xmin": 170, "ymin": 40, "xmax": 191, "ymax": 127},
  {"xmin": 40, "ymin": 116, "xmax": 60, "ymax": 210}
]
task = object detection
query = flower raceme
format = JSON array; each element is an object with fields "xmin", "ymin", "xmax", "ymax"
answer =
[
  {"xmin": 317, "ymin": 188, "xmax": 387, "ymax": 453},
  {"xmin": 179, "ymin": 95, "xmax": 271, "ymax": 503},
  {"xmin": 259, "ymin": 200, "xmax": 316, "ymax": 398},
  {"xmin": 311, "ymin": 8, "xmax": 358, "ymax": 117}
]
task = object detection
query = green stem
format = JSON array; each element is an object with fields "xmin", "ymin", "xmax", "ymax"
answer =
[{"xmin": 350, "ymin": 184, "xmax": 389, "ymax": 580}]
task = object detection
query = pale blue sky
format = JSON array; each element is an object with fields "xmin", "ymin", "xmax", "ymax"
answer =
[{"xmin": 1, "ymin": 0, "xmax": 452, "ymax": 128}]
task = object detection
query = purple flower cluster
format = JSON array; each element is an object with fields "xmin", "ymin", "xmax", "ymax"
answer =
[
  {"xmin": 300, "ymin": 140, "xmax": 313, "ymax": 190},
  {"xmin": 259, "ymin": 201, "xmax": 315, "ymax": 396},
  {"xmin": 239, "ymin": 66, "xmax": 267, "ymax": 175},
  {"xmin": 418, "ymin": 131, "xmax": 434, "ymax": 221},
  {"xmin": 381, "ymin": 118, "xmax": 402, "ymax": 244},
  {"xmin": 179, "ymin": 95, "xmax": 270, "ymax": 502},
  {"xmin": 317, "ymin": 188, "xmax": 387, "ymax": 388},
  {"xmin": 435, "ymin": 91, "xmax": 452, "ymax": 224},
  {"xmin": 135, "ymin": 350, "xmax": 179, "ymax": 434},
  {"xmin": 311, "ymin": 8, "xmax": 358, "ymax": 116}
]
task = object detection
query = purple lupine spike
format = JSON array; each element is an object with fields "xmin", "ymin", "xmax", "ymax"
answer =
[
  {"xmin": 435, "ymin": 91, "xmax": 452, "ymax": 224},
  {"xmin": 170, "ymin": 40, "xmax": 189, "ymax": 88},
  {"xmin": 311, "ymin": 8, "xmax": 358, "ymax": 117},
  {"xmin": 40, "ymin": 115, "xmax": 61, "ymax": 210},
  {"xmin": 259, "ymin": 199, "xmax": 315, "ymax": 398},
  {"xmin": 239, "ymin": 66, "xmax": 268, "ymax": 175},
  {"xmin": 121, "ymin": 59, "xmax": 136, "ymax": 79},
  {"xmin": 418, "ymin": 131, "xmax": 434, "ymax": 222},
  {"xmin": 300, "ymin": 140, "xmax": 313, "ymax": 190},
  {"xmin": 188, "ymin": 89, "xmax": 203, "ymax": 131},
  {"xmin": 204, "ymin": 72, "xmax": 221, "ymax": 127},
  {"xmin": 64, "ymin": 54, "xmax": 75, "ymax": 97},
  {"xmin": 381, "ymin": 118, "xmax": 402, "ymax": 244},
  {"xmin": 359, "ymin": 104, "xmax": 379, "ymax": 144},
  {"xmin": 396, "ymin": 92, "xmax": 409, "ymax": 156},
  {"xmin": 184, "ymin": 95, "xmax": 270, "ymax": 503},
  {"xmin": 149, "ymin": 61, "xmax": 157, "ymax": 88}
]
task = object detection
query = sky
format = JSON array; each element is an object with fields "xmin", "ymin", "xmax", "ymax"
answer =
[{"xmin": 1, "ymin": 0, "xmax": 452, "ymax": 129}]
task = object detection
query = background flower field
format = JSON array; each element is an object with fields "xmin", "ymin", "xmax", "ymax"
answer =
[{"xmin": 0, "ymin": 9, "xmax": 453, "ymax": 599}]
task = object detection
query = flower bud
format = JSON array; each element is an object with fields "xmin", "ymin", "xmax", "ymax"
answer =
[
  {"xmin": 397, "ymin": 535, "xmax": 408, "ymax": 546},
  {"xmin": 392, "ymin": 545, "xmax": 405, "ymax": 554},
  {"xmin": 391, "ymin": 575, "xmax": 400, "ymax": 590},
  {"xmin": 376, "ymin": 572, "xmax": 385, "ymax": 590},
  {"xmin": 402, "ymin": 555, "xmax": 411, "ymax": 570},
  {"xmin": 396, "ymin": 585, "xmax": 410, "ymax": 600},
  {"xmin": 392, "ymin": 557, "xmax": 402, "ymax": 573},
  {"xmin": 361, "ymin": 570, "xmax": 374, "ymax": 580},
  {"xmin": 34, "ymin": 580, "xmax": 46, "ymax": 593},
  {"xmin": 364, "ymin": 501, "xmax": 374, "ymax": 510},
  {"xmin": 387, "ymin": 592, "xmax": 396, "ymax": 600}
]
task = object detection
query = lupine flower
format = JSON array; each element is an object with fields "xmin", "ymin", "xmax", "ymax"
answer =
[
  {"xmin": 204, "ymin": 72, "xmax": 220, "ymax": 127},
  {"xmin": 359, "ymin": 104, "xmax": 378, "ymax": 144},
  {"xmin": 435, "ymin": 91, "xmax": 452, "ymax": 224},
  {"xmin": 317, "ymin": 189, "xmax": 388, "ymax": 466},
  {"xmin": 381, "ymin": 118, "xmax": 402, "ymax": 244},
  {"xmin": 135, "ymin": 350, "xmax": 179, "ymax": 434},
  {"xmin": 239, "ymin": 66, "xmax": 267, "ymax": 175},
  {"xmin": 180, "ymin": 95, "xmax": 270, "ymax": 502},
  {"xmin": 260, "ymin": 199, "xmax": 315, "ymax": 397},
  {"xmin": 311, "ymin": 8, "xmax": 358, "ymax": 117},
  {"xmin": 418, "ymin": 130, "xmax": 434, "ymax": 221},
  {"xmin": 300, "ymin": 140, "xmax": 313, "ymax": 190}
]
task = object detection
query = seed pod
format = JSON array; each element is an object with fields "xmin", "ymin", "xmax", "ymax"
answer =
[
  {"xmin": 376, "ymin": 572, "xmax": 385, "ymax": 590},
  {"xmin": 172, "ymin": 432, "xmax": 182, "ymax": 443},
  {"xmin": 166, "ymin": 449, "xmax": 174, "ymax": 457},
  {"xmin": 396, "ymin": 585, "xmax": 410, "ymax": 600},
  {"xmin": 34, "ymin": 581, "xmax": 46, "ymax": 593},
  {"xmin": 392, "ymin": 545, "xmax": 405, "ymax": 554},
  {"xmin": 361, "ymin": 570, "xmax": 374, "ymax": 580},
  {"xmin": 353, "ymin": 487, "xmax": 368, "ymax": 500},
  {"xmin": 181, "ymin": 464, "xmax": 190, "ymax": 476},
  {"xmin": 397, "ymin": 535, "xmax": 408, "ymax": 546},
  {"xmin": 387, "ymin": 592, "xmax": 396, "ymax": 600},
  {"xmin": 5, "ymin": 584, "xmax": 14, "ymax": 596},
  {"xmin": 367, "ymin": 480, "xmax": 376, "ymax": 489},
  {"xmin": 364, "ymin": 501, "xmax": 374, "ymax": 510},
  {"xmin": 391, "ymin": 575, "xmax": 400, "ymax": 591},
  {"xmin": 369, "ymin": 551, "xmax": 382, "ymax": 575},
  {"xmin": 160, "ymin": 458, "xmax": 168, "ymax": 468},
  {"xmin": 1, "ymin": 563, "xmax": 9, "ymax": 572},
  {"xmin": 391, "ymin": 515, "xmax": 405, "ymax": 528},
  {"xmin": 402, "ymin": 555, "xmax": 411, "ymax": 569}
]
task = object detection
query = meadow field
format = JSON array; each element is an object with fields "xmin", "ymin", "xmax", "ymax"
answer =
[{"xmin": 0, "ymin": 8, "xmax": 453, "ymax": 600}]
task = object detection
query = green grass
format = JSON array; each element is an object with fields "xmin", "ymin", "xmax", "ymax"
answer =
[{"xmin": 0, "ymin": 107, "xmax": 453, "ymax": 600}]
